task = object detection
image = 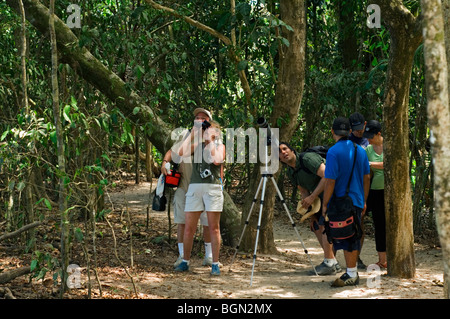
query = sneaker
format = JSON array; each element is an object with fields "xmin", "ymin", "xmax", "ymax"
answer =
[
  {"xmin": 210, "ymin": 263, "xmax": 220, "ymax": 276},
  {"xmin": 174, "ymin": 260, "xmax": 189, "ymax": 272},
  {"xmin": 331, "ymin": 272, "xmax": 360, "ymax": 287},
  {"xmin": 314, "ymin": 261, "xmax": 337, "ymax": 276},
  {"xmin": 335, "ymin": 262, "xmax": 343, "ymax": 273},
  {"xmin": 357, "ymin": 257, "xmax": 367, "ymax": 270},
  {"xmin": 173, "ymin": 256, "xmax": 183, "ymax": 268},
  {"xmin": 202, "ymin": 256, "xmax": 213, "ymax": 266}
]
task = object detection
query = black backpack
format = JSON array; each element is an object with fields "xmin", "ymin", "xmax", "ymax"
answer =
[{"xmin": 298, "ymin": 145, "xmax": 329, "ymax": 175}]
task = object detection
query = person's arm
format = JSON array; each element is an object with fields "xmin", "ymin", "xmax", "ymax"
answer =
[
  {"xmin": 208, "ymin": 143, "xmax": 225, "ymax": 166},
  {"xmin": 297, "ymin": 184, "xmax": 310, "ymax": 201},
  {"xmin": 177, "ymin": 126, "xmax": 200, "ymax": 157},
  {"xmin": 301, "ymin": 163, "xmax": 326, "ymax": 209},
  {"xmin": 161, "ymin": 150, "xmax": 172, "ymax": 176},
  {"xmin": 363, "ymin": 173, "xmax": 371, "ymax": 215},
  {"xmin": 322, "ymin": 178, "xmax": 336, "ymax": 217},
  {"xmin": 369, "ymin": 161, "xmax": 383, "ymax": 169}
]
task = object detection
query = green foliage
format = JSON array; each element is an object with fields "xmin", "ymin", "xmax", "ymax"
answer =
[
  {"xmin": 30, "ymin": 249, "xmax": 61, "ymax": 282},
  {"xmin": 0, "ymin": 0, "xmax": 439, "ymax": 285}
]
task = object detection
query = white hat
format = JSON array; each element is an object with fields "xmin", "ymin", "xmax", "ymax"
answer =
[
  {"xmin": 193, "ymin": 108, "xmax": 212, "ymax": 120},
  {"xmin": 297, "ymin": 197, "xmax": 321, "ymax": 223}
]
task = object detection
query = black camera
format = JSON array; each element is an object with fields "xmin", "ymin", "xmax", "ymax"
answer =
[
  {"xmin": 202, "ymin": 120, "xmax": 211, "ymax": 130},
  {"xmin": 257, "ymin": 117, "xmax": 273, "ymax": 145},
  {"xmin": 256, "ymin": 117, "xmax": 269, "ymax": 128}
]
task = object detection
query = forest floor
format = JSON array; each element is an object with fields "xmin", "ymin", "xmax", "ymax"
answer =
[{"xmin": 0, "ymin": 179, "xmax": 446, "ymax": 301}]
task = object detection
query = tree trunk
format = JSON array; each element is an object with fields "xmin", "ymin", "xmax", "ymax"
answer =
[
  {"xmin": 421, "ymin": 0, "xmax": 450, "ymax": 299},
  {"xmin": 336, "ymin": 0, "xmax": 359, "ymax": 70},
  {"xmin": 445, "ymin": 0, "xmax": 450, "ymax": 95},
  {"xmin": 372, "ymin": 0, "xmax": 422, "ymax": 278},
  {"xmin": 6, "ymin": 0, "xmax": 242, "ymax": 246},
  {"xmin": 443, "ymin": 0, "xmax": 450, "ymax": 298},
  {"xmin": 6, "ymin": 0, "xmax": 172, "ymax": 153},
  {"xmin": 18, "ymin": 0, "xmax": 28, "ymax": 113},
  {"xmin": 240, "ymin": 0, "xmax": 306, "ymax": 254},
  {"xmin": 49, "ymin": 0, "xmax": 69, "ymax": 296}
]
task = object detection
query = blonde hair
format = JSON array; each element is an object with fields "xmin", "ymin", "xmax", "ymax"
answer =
[{"xmin": 207, "ymin": 120, "xmax": 222, "ymax": 143}]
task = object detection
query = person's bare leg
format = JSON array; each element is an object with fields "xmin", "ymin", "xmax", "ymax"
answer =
[
  {"xmin": 206, "ymin": 212, "xmax": 221, "ymax": 263},
  {"xmin": 182, "ymin": 212, "xmax": 201, "ymax": 262}
]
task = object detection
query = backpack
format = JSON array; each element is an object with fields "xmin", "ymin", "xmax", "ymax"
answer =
[{"xmin": 298, "ymin": 145, "xmax": 329, "ymax": 174}]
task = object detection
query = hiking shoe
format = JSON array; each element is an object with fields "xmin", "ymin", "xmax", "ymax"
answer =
[
  {"xmin": 314, "ymin": 261, "xmax": 337, "ymax": 276},
  {"xmin": 210, "ymin": 263, "xmax": 220, "ymax": 276},
  {"xmin": 174, "ymin": 260, "xmax": 189, "ymax": 272},
  {"xmin": 202, "ymin": 256, "xmax": 213, "ymax": 266},
  {"xmin": 173, "ymin": 256, "xmax": 183, "ymax": 268},
  {"xmin": 357, "ymin": 257, "xmax": 367, "ymax": 270},
  {"xmin": 331, "ymin": 273, "xmax": 359, "ymax": 287}
]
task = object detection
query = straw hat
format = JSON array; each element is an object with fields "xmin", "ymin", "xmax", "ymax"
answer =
[{"xmin": 297, "ymin": 197, "xmax": 321, "ymax": 223}]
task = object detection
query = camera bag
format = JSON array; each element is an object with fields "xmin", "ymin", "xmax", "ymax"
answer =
[
  {"xmin": 165, "ymin": 170, "xmax": 181, "ymax": 188},
  {"xmin": 325, "ymin": 143, "xmax": 361, "ymax": 250}
]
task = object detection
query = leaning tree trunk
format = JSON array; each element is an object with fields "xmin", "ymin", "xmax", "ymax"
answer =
[
  {"xmin": 240, "ymin": 0, "xmax": 306, "ymax": 254},
  {"xmin": 6, "ymin": 0, "xmax": 242, "ymax": 247},
  {"xmin": 422, "ymin": 0, "xmax": 450, "ymax": 299},
  {"xmin": 6, "ymin": 0, "xmax": 172, "ymax": 152},
  {"xmin": 372, "ymin": 0, "xmax": 423, "ymax": 278}
]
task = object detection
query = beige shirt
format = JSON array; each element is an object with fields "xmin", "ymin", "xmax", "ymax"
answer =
[{"xmin": 178, "ymin": 160, "xmax": 193, "ymax": 192}]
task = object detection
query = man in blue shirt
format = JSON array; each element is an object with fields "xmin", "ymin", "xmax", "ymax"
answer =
[
  {"xmin": 322, "ymin": 117, "xmax": 371, "ymax": 287},
  {"xmin": 348, "ymin": 112, "xmax": 369, "ymax": 270}
]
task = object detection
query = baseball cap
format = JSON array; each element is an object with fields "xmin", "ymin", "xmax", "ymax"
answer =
[
  {"xmin": 193, "ymin": 108, "xmax": 212, "ymax": 120},
  {"xmin": 332, "ymin": 117, "xmax": 351, "ymax": 136},
  {"xmin": 363, "ymin": 120, "xmax": 382, "ymax": 139},
  {"xmin": 349, "ymin": 112, "xmax": 365, "ymax": 131}
]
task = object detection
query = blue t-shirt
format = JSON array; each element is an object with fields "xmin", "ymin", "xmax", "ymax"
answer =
[{"xmin": 324, "ymin": 139, "xmax": 370, "ymax": 209}]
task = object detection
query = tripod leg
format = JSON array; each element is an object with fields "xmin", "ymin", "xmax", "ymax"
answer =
[
  {"xmin": 270, "ymin": 177, "xmax": 318, "ymax": 276},
  {"xmin": 250, "ymin": 176, "xmax": 268, "ymax": 286},
  {"xmin": 228, "ymin": 177, "xmax": 264, "ymax": 271}
]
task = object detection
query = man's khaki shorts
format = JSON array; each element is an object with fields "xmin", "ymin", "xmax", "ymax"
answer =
[{"xmin": 173, "ymin": 187, "xmax": 208, "ymax": 225}]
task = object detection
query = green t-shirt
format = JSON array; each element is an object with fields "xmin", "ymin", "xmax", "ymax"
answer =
[
  {"xmin": 190, "ymin": 144, "xmax": 221, "ymax": 185},
  {"xmin": 286, "ymin": 152, "xmax": 325, "ymax": 194},
  {"xmin": 365, "ymin": 144, "xmax": 384, "ymax": 190}
]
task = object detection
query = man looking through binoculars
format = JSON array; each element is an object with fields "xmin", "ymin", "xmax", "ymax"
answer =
[{"xmin": 161, "ymin": 108, "xmax": 215, "ymax": 269}]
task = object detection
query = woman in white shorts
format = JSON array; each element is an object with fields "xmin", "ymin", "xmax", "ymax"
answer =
[{"xmin": 174, "ymin": 120, "xmax": 225, "ymax": 275}]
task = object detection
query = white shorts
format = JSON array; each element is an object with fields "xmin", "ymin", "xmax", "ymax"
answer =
[
  {"xmin": 185, "ymin": 183, "xmax": 224, "ymax": 213},
  {"xmin": 173, "ymin": 188, "xmax": 208, "ymax": 225}
]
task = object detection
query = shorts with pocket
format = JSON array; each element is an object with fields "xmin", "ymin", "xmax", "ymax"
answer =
[
  {"xmin": 185, "ymin": 183, "xmax": 224, "ymax": 212},
  {"xmin": 173, "ymin": 187, "xmax": 208, "ymax": 225}
]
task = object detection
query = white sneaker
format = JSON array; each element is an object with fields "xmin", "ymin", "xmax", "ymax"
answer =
[
  {"xmin": 202, "ymin": 256, "xmax": 213, "ymax": 266},
  {"xmin": 174, "ymin": 256, "xmax": 183, "ymax": 268}
]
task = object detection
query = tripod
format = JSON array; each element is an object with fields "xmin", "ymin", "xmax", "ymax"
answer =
[{"xmin": 229, "ymin": 126, "xmax": 318, "ymax": 286}]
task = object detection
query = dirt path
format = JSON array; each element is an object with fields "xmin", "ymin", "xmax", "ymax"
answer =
[
  {"xmin": 100, "ymin": 181, "xmax": 445, "ymax": 299},
  {"xmin": 1, "ymin": 180, "xmax": 445, "ymax": 300}
]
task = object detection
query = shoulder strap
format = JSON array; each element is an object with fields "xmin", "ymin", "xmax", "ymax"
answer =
[
  {"xmin": 345, "ymin": 142, "xmax": 358, "ymax": 194},
  {"xmin": 297, "ymin": 152, "xmax": 314, "ymax": 175}
]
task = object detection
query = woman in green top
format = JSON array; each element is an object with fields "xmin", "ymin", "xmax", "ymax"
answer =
[
  {"xmin": 363, "ymin": 120, "xmax": 387, "ymax": 269},
  {"xmin": 174, "ymin": 119, "xmax": 225, "ymax": 276}
]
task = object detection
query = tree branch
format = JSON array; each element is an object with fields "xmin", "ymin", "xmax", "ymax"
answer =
[
  {"xmin": 0, "ymin": 221, "xmax": 42, "ymax": 242},
  {"xmin": 0, "ymin": 266, "xmax": 31, "ymax": 285},
  {"xmin": 144, "ymin": 0, "xmax": 253, "ymax": 108},
  {"xmin": 145, "ymin": 0, "xmax": 232, "ymax": 45},
  {"xmin": 6, "ymin": 0, "xmax": 173, "ymax": 154},
  {"xmin": 371, "ymin": 0, "xmax": 422, "ymax": 41}
]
